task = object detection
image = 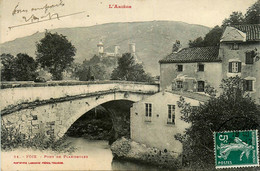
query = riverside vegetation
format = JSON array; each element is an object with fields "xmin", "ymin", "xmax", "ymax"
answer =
[
  {"xmin": 1, "ymin": 105, "xmax": 129, "ymax": 152},
  {"xmin": 1, "ymin": 123, "xmax": 76, "ymax": 153}
]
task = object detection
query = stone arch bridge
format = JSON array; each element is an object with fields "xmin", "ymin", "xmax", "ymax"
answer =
[{"xmin": 1, "ymin": 81, "xmax": 159, "ymax": 139}]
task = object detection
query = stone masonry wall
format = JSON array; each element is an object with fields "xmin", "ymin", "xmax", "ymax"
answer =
[
  {"xmin": 1, "ymin": 91, "xmax": 150, "ymax": 140},
  {"xmin": 220, "ymin": 42, "xmax": 260, "ymax": 104},
  {"xmin": 160, "ymin": 62, "xmax": 222, "ymax": 92},
  {"xmin": 0, "ymin": 82, "xmax": 159, "ymax": 110}
]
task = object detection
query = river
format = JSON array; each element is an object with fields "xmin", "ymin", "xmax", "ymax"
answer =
[
  {"xmin": 67, "ymin": 137, "xmax": 171, "ymax": 171},
  {"xmin": 1, "ymin": 136, "xmax": 171, "ymax": 170}
]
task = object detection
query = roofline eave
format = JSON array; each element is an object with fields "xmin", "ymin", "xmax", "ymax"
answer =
[
  {"xmin": 220, "ymin": 40, "xmax": 260, "ymax": 43},
  {"xmin": 159, "ymin": 60, "xmax": 222, "ymax": 64}
]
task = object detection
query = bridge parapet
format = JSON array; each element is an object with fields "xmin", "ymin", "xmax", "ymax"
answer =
[{"xmin": 0, "ymin": 81, "xmax": 159, "ymax": 111}]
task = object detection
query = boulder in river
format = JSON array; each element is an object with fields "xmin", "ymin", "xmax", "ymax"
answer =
[{"xmin": 111, "ymin": 137, "xmax": 182, "ymax": 169}]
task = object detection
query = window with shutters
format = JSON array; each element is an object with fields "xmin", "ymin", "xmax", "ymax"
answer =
[
  {"xmin": 197, "ymin": 81, "xmax": 205, "ymax": 92},
  {"xmin": 244, "ymin": 80, "xmax": 253, "ymax": 91},
  {"xmin": 228, "ymin": 62, "xmax": 241, "ymax": 73},
  {"xmin": 145, "ymin": 103, "xmax": 152, "ymax": 122},
  {"xmin": 176, "ymin": 81, "xmax": 183, "ymax": 89},
  {"xmin": 245, "ymin": 52, "xmax": 254, "ymax": 64},
  {"xmin": 167, "ymin": 105, "xmax": 175, "ymax": 124},
  {"xmin": 177, "ymin": 65, "xmax": 183, "ymax": 72}
]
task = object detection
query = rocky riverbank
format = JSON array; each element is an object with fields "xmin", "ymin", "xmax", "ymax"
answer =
[{"xmin": 111, "ymin": 137, "xmax": 182, "ymax": 169}]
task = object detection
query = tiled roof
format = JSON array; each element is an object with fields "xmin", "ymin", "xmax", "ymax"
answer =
[
  {"xmin": 232, "ymin": 24, "xmax": 260, "ymax": 41},
  {"xmin": 167, "ymin": 90, "xmax": 210, "ymax": 103},
  {"xmin": 159, "ymin": 46, "xmax": 220, "ymax": 63}
]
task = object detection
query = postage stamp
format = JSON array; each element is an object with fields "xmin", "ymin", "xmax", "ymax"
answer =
[{"xmin": 214, "ymin": 130, "xmax": 259, "ymax": 169}]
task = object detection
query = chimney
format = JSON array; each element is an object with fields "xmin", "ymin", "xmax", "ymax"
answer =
[{"xmin": 172, "ymin": 40, "xmax": 182, "ymax": 53}]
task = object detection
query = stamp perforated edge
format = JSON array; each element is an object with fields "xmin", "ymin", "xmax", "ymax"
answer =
[{"xmin": 213, "ymin": 129, "xmax": 259, "ymax": 169}]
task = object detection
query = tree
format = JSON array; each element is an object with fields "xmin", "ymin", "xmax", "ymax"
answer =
[
  {"xmin": 73, "ymin": 55, "xmax": 108, "ymax": 81},
  {"xmin": 73, "ymin": 65, "xmax": 90, "ymax": 81},
  {"xmin": 74, "ymin": 64, "xmax": 106, "ymax": 81},
  {"xmin": 203, "ymin": 26, "xmax": 223, "ymax": 46},
  {"xmin": 222, "ymin": 11, "xmax": 245, "ymax": 26},
  {"xmin": 188, "ymin": 37, "xmax": 204, "ymax": 48},
  {"xmin": 36, "ymin": 31, "xmax": 76, "ymax": 80},
  {"xmin": 1, "ymin": 53, "xmax": 15, "ymax": 81},
  {"xmin": 244, "ymin": 0, "xmax": 260, "ymax": 24},
  {"xmin": 111, "ymin": 53, "xmax": 153, "ymax": 82},
  {"xmin": 1, "ymin": 53, "xmax": 37, "ymax": 81},
  {"xmin": 176, "ymin": 76, "xmax": 260, "ymax": 168},
  {"xmin": 189, "ymin": 1, "xmax": 259, "ymax": 48},
  {"xmin": 88, "ymin": 55, "xmax": 101, "ymax": 65},
  {"xmin": 86, "ymin": 66, "xmax": 92, "ymax": 80},
  {"xmin": 189, "ymin": 26, "xmax": 223, "ymax": 47},
  {"xmin": 13, "ymin": 53, "xmax": 38, "ymax": 81},
  {"xmin": 222, "ymin": 1, "xmax": 260, "ymax": 25}
]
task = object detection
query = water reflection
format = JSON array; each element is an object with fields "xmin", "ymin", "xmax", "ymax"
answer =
[
  {"xmin": 67, "ymin": 137, "xmax": 172, "ymax": 171},
  {"xmin": 112, "ymin": 158, "xmax": 172, "ymax": 171}
]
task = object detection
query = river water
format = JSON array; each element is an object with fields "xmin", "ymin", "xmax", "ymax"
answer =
[
  {"xmin": 67, "ymin": 137, "xmax": 171, "ymax": 171},
  {"xmin": 1, "ymin": 136, "xmax": 171, "ymax": 170}
]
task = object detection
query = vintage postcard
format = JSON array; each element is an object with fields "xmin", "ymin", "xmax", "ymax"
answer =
[{"xmin": 0, "ymin": 0, "xmax": 259, "ymax": 170}]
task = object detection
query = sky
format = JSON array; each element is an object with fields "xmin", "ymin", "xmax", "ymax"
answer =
[{"xmin": 0, "ymin": 0, "xmax": 257, "ymax": 43}]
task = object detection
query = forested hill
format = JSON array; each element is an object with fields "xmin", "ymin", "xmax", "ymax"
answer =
[{"xmin": 0, "ymin": 21, "xmax": 210, "ymax": 75}]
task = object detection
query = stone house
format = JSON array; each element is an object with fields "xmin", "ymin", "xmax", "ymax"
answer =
[
  {"xmin": 159, "ymin": 46, "xmax": 222, "ymax": 93},
  {"xmin": 159, "ymin": 24, "xmax": 260, "ymax": 104},
  {"xmin": 130, "ymin": 91, "xmax": 209, "ymax": 154},
  {"xmin": 219, "ymin": 25, "xmax": 260, "ymax": 103}
]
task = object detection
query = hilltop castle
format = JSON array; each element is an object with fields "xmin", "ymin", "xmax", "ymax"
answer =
[{"xmin": 97, "ymin": 40, "xmax": 140, "ymax": 63}]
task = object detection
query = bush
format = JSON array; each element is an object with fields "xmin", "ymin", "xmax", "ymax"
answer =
[{"xmin": 1, "ymin": 123, "xmax": 75, "ymax": 153}]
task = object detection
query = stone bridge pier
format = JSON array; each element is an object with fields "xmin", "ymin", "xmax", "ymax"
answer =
[{"xmin": 102, "ymin": 100, "xmax": 133, "ymax": 142}]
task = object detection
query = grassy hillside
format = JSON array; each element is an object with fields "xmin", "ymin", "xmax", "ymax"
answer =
[{"xmin": 0, "ymin": 21, "xmax": 210, "ymax": 75}]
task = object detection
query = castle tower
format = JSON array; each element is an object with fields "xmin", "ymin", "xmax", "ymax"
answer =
[
  {"xmin": 129, "ymin": 43, "xmax": 136, "ymax": 56},
  {"xmin": 97, "ymin": 40, "xmax": 104, "ymax": 56},
  {"xmin": 114, "ymin": 45, "xmax": 120, "ymax": 56},
  {"xmin": 129, "ymin": 43, "xmax": 141, "ymax": 63}
]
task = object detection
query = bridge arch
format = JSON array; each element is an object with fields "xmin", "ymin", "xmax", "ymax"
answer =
[
  {"xmin": 57, "ymin": 92, "xmax": 143, "ymax": 138},
  {"xmin": 1, "ymin": 81, "xmax": 159, "ymax": 139},
  {"xmin": 1, "ymin": 91, "xmax": 151, "ymax": 139}
]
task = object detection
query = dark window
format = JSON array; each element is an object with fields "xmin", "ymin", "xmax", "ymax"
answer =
[
  {"xmin": 198, "ymin": 64, "xmax": 204, "ymax": 71},
  {"xmin": 167, "ymin": 105, "xmax": 175, "ymax": 124},
  {"xmin": 32, "ymin": 115, "xmax": 38, "ymax": 120},
  {"xmin": 228, "ymin": 62, "xmax": 241, "ymax": 73},
  {"xmin": 245, "ymin": 52, "xmax": 254, "ymax": 64},
  {"xmin": 244, "ymin": 80, "xmax": 253, "ymax": 91},
  {"xmin": 145, "ymin": 103, "xmax": 152, "ymax": 120},
  {"xmin": 197, "ymin": 81, "xmax": 205, "ymax": 92},
  {"xmin": 231, "ymin": 43, "xmax": 239, "ymax": 50},
  {"xmin": 176, "ymin": 81, "xmax": 183, "ymax": 89},
  {"xmin": 177, "ymin": 65, "xmax": 183, "ymax": 72}
]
